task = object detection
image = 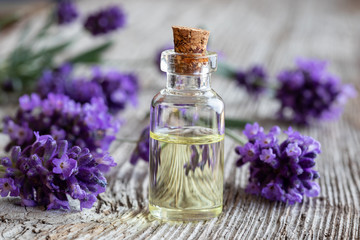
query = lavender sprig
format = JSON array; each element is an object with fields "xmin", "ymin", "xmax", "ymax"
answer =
[
  {"xmin": 216, "ymin": 59, "xmax": 356, "ymax": 125},
  {"xmin": 3, "ymin": 93, "xmax": 119, "ymax": 153},
  {"xmin": 37, "ymin": 63, "xmax": 72, "ymax": 97},
  {"xmin": 56, "ymin": 0, "xmax": 79, "ymax": 25},
  {"xmin": 91, "ymin": 67, "xmax": 139, "ymax": 113},
  {"xmin": 130, "ymin": 126, "xmax": 150, "ymax": 165},
  {"xmin": 0, "ymin": 132, "xmax": 116, "ymax": 210},
  {"xmin": 236, "ymin": 122, "xmax": 321, "ymax": 204},
  {"xmin": 276, "ymin": 58, "xmax": 357, "ymax": 125},
  {"xmin": 235, "ymin": 65, "xmax": 268, "ymax": 96},
  {"xmin": 37, "ymin": 64, "xmax": 139, "ymax": 114},
  {"xmin": 84, "ymin": 6, "xmax": 126, "ymax": 36}
]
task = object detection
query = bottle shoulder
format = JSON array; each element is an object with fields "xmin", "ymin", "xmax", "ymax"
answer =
[
  {"xmin": 151, "ymin": 88, "xmax": 224, "ymax": 104},
  {"xmin": 151, "ymin": 88, "xmax": 224, "ymax": 113}
]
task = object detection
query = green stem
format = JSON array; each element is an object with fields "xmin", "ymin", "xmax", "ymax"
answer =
[
  {"xmin": 216, "ymin": 62, "xmax": 236, "ymax": 78},
  {"xmin": 225, "ymin": 128, "xmax": 247, "ymax": 145},
  {"xmin": 33, "ymin": 10, "xmax": 55, "ymax": 40},
  {"xmin": 225, "ymin": 118, "xmax": 251, "ymax": 129},
  {"xmin": 0, "ymin": 165, "xmax": 6, "ymax": 178}
]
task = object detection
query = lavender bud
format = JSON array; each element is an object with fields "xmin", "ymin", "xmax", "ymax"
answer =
[
  {"xmin": 299, "ymin": 158, "xmax": 316, "ymax": 168},
  {"xmin": 303, "ymin": 152, "xmax": 317, "ymax": 159},
  {"xmin": 1, "ymin": 157, "xmax": 12, "ymax": 167},
  {"xmin": 43, "ymin": 138, "xmax": 57, "ymax": 161},
  {"xmin": 11, "ymin": 146, "xmax": 21, "ymax": 163},
  {"xmin": 298, "ymin": 169, "xmax": 313, "ymax": 180}
]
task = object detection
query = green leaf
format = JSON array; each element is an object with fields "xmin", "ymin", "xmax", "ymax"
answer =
[
  {"xmin": 216, "ymin": 62, "xmax": 237, "ymax": 79},
  {"xmin": 225, "ymin": 128, "xmax": 247, "ymax": 145},
  {"xmin": 4, "ymin": 40, "xmax": 72, "ymax": 91},
  {"xmin": 7, "ymin": 40, "xmax": 71, "ymax": 71},
  {"xmin": 35, "ymin": 11, "xmax": 55, "ymax": 39},
  {"xmin": 68, "ymin": 41, "xmax": 113, "ymax": 64},
  {"xmin": 0, "ymin": 11, "xmax": 60, "ymax": 97},
  {"xmin": 7, "ymin": 46, "xmax": 33, "ymax": 66},
  {"xmin": 3, "ymin": 41, "xmax": 71, "ymax": 94},
  {"xmin": 31, "ymin": 40, "xmax": 72, "ymax": 60},
  {"xmin": 225, "ymin": 118, "xmax": 252, "ymax": 129}
]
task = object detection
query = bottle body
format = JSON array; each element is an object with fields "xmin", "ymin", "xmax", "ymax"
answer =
[{"xmin": 149, "ymin": 51, "xmax": 224, "ymax": 221}]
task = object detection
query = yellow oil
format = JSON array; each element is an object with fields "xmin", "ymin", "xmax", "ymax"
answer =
[{"xmin": 149, "ymin": 127, "xmax": 224, "ymax": 221}]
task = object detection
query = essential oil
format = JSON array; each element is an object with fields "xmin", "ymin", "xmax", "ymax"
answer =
[{"xmin": 149, "ymin": 127, "xmax": 224, "ymax": 221}]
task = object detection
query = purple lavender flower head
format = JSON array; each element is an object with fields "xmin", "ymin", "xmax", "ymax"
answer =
[
  {"xmin": 56, "ymin": 0, "xmax": 79, "ymax": 25},
  {"xmin": 130, "ymin": 126, "xmax": 150, "ymax": 165},
  {"xmin": 36, "ymin": 64, "xmax": 138, "ymax": 114},
  {"xmin": 37, "ymin": 63, "xmax": 72, "ymax": 98},
  {"xmin": 276, "ymin": 58, "xmax": 357, "ymax": 125},
  {"xmin": 84, "ymin": 6, "xmax": 126, "ymax": 36},
  {"xmin": 0, "ymin": 132, "xmax": 116, "ymax": 210},
  {"xmin": 235, "ymin": 122, "xmax": 321, "ymax": 204},
  {"xmin": 92, "ymin": 67, "xmax": 139, "ymax": 113},
  {"xmin": 3, "ymin": 93, "xmax": 119, "ymax": 153},
  {"xmin": 235, "ymin": 65, "xmax": 268, "ymax": 96},
  {"xmin": 65, "ymin": 79, "xmax": 104, "ymax": 104}
]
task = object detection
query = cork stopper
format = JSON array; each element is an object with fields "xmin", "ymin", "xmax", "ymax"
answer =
[
  {"xmin": 171, "ymin": 26, "xmax": 211, "ymax": 74},
  {"xmin": 172, "ymin": 26, "xmax": 210, "ymax": 55}
]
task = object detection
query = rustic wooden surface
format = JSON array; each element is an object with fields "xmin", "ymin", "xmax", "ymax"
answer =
[{"xmin": 0, "ymin": 0, "xmax": 360, "ymax": 239}]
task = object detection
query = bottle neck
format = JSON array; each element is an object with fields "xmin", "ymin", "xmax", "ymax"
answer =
[{"xmin": 166, "ymin": 73, "xmax": 211, "ymax": 91}]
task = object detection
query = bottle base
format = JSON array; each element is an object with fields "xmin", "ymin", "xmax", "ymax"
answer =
[{"xmin": 149, "ymin": 204, "xmax": 222, "ymax": 221}]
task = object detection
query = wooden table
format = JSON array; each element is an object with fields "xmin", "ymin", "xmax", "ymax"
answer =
[{"xmin": 0, "ymin": 0, "xmax": 359, "ymax": 239}]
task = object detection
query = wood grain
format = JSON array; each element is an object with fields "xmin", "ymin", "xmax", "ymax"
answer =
[{"xmin": 0, "ymin": 0, "xmax": 360, "ymax": 239}]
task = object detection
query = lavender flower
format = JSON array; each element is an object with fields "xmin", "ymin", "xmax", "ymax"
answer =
[
  {"xmin": 91, "ymin": 67, "xmax": 139, "ymax": 113},
  {"xmin": 37, "ymin": 63, "xmax": 72, "ymax": 98},
  {"xmin": 0, "ymin": 132, "xmax": 116, "ymax": 210},
  {"xmin": 0, "ymin": 178, "xmax": 18, "ymax": 197},
  {"xmin": 276, "ymin": 58, "xmax": 357, "ymax": 125},
  {"xmin": 65, "ymin": 79, "xmax": 104, "ymax": 104},
  {"xmin": 236, "ymin": 122, "xmax": 321, "ymax": 204},
  {"xmin": 3, "ymin": 93, "xmax": 119, "ymax": 153},
  {"xmin": 235, "ymin": 65, "xmax": 268, "ymax": 96},
  {"xmin": 56, "ymin": 0, "xmax": 79, "ymax": 25},
  {"xmin": 52, "ymin": 154, "xmax": 77, "ymax": 179},
  {"xmin": 37, "ymin": 64, "xmax": 138, "ymax": 114},
  {"xmin": 130, "ymin": 126, "xmax": 150, "ymax": 165},
  {"xmin": 84, "ymin": 6, "xmax": 126, "ymax": 36}
]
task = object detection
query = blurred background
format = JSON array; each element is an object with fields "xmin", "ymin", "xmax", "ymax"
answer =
[{"xmin": 0, "ymin": 0, "xmax": 359, "ymax": 123}]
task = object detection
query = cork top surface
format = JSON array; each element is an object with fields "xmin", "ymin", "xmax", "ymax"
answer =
[{"xmin": 172, "ymin": 26, "xmax": 210, "ymax": 55}]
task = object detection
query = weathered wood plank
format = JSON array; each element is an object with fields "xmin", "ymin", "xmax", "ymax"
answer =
[{"xmin": 0, "ymin": 0, "xmax": 360, "ymax": 239}]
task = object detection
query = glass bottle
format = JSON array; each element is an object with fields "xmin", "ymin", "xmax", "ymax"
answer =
[{"xmin": 149, "ymin": 49, "xmax": 225, "ymax": 221}]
